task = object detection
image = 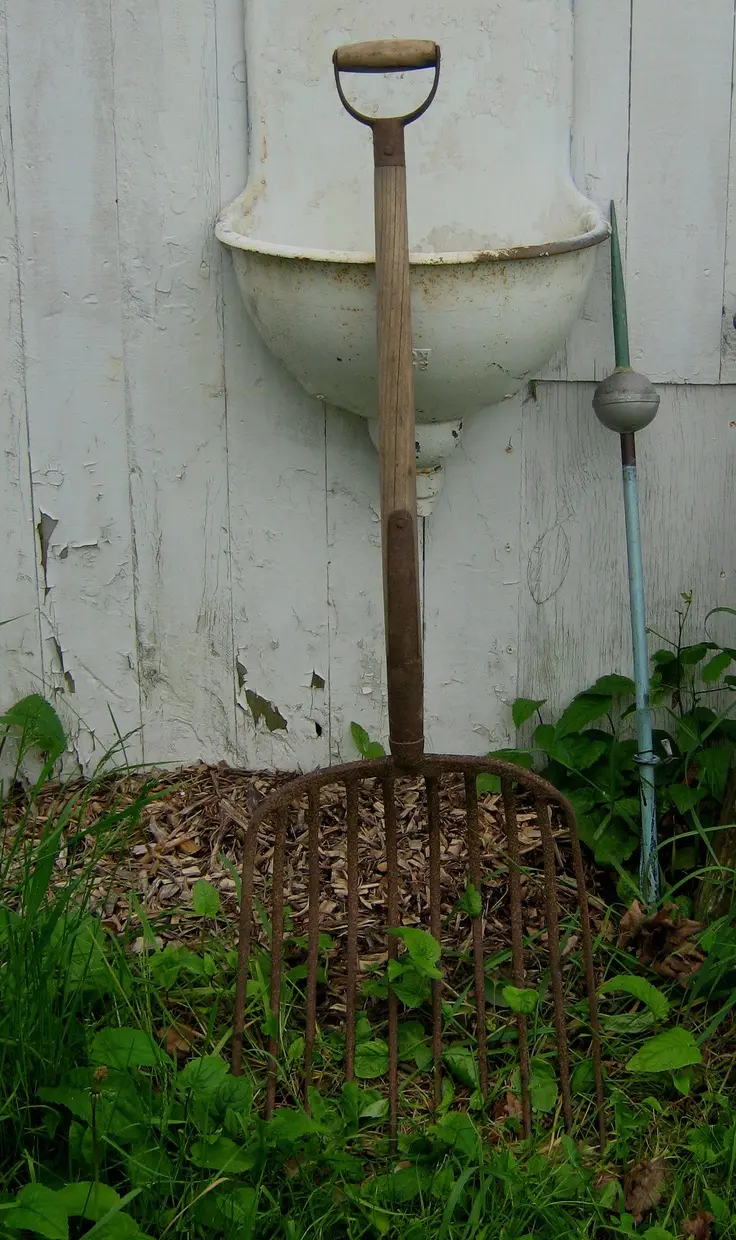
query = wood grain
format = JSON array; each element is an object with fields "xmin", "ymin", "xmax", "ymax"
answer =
[
  {"xmin": 0, "ymin": 0, "xmax": 42, "ymax": 725},
  {"xmin": 626, "ymin": 0, "xmax": 733, "ymax": 382},
  {"xmin": 7, "ymin": 0, "xmax": 142, "ymax": 767},
  {"xmin": 111, "ymin": 0, "xmax": 236, "ymax": 765},
  {"xmin": 373, "ymin": 155, "xmax": 423, "ymax": 760},
  {"xmin": 520, "ymin": 382, "xmax": 736, "ymax": 730}
]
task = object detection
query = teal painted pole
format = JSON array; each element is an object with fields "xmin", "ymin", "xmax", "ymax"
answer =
[{"xmin": 609, "ymin": 202, "xmax": 660, "ymax": 904}]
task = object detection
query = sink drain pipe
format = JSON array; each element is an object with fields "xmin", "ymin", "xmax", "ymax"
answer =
[{"xmin": 592, "ymin": 202, "xmax": 661, "ymax": 904}]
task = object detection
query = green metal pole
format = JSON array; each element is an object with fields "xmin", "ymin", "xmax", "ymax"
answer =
[{"xmin": 608, "ymin": 201, "xmax": 659, "ymax": 904}]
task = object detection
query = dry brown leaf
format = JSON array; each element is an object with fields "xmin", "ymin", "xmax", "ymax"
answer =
[
  {"xmin": 682, "ymin": 1212, "xmax": 714, "ymax": 1240},
  {"xmin": 177, "ymin": 838, "xmax": 200, "ymax": 855},
  {"xmin": 618, "ymin": 899, "xmax": 645, "ymax": 948},
  {"xmin": 161, "ymin": 1023, "xmax": 203, "ymax": 1058},
  {"xmin": 624, "ymin": 1158, "xmax": 668, "ymax": 1223}
]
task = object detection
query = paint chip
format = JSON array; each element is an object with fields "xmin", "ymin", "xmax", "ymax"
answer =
[
  {"xmin": 245, "ymin": 690, "xmax": 287, "ymax": 732},
  {"xmin": 37, "ymin": 511, "xmax": 59, "ymax": 596},
  {"xmin": 310, "ymin": 671, "xmax": 325, "ymax": 690}
]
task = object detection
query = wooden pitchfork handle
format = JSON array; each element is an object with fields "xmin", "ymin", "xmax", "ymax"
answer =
[{"xmin": 333, "ymin": 40, "xmax": 440, "ymax": 768}]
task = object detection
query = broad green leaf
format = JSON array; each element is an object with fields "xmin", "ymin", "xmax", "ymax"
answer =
[
  {"xmin": 672, "ymin": 1068, "xmax": 692, "ymax": 1096},
  {"xmin": 680, "ymin": 643, "xmax": 714, "ymax": 665},
  {"xmin": 588, "ymin": 674, "xmax": 635, "ymax": 697},
  {"xmin": 669, "ymin": 783, "xmax": 705, "ymax": 815},
  {"xmin": 477, "ymin": 749, "xmax": 534, "ymax": 795},
  {"xmin": 190, "ymin": 1137, "xmax": 257, "ymax": 1172},
  {"xmin": 360, "ymin": 1096, "xmax": 389, "ymax": 1120},
  {"xmin": 216, "ymin": 1074, "xmax": 253, "ymax": 1115},
  {"xmin": 627, "ymin": 1027, "xmax": 702, "ymax": 1074},
  {"xmin": 512, "ymin": 698, "xmax": 546, "ymax": 728},
  {"xmin": 699, "ymin": 746, "xmax": 734, "ymax": 800},
  {"xmin": 702, "ymin": 650, "xmax": 733, "ymax": 682},
  {"xmin": 502, "ymin": 985, "xmax": 539, "ymax": 1015},
  {"xmin": 391, "ymin": 965, "xmax": 430, "ymax": 1008},
  {"xmin": 350, "ymin": 722, "xmax": 385, "ymax": 759},
  {"xmin": 513, "ymin": 1058, "xmax": 558, "ymax": 1113},
  {"xmin": 56, "ymin": 1184, "xmax": 121, "ymax": 1223},
  {"xmin": 601, "ymin": 1012, "xmax": 656, "ymax": 1035},
  {"xmin": 457, "ymin": 881, "xmax": 482, "ymax": 919},
  {"xmin": 5, "ymin": 1185, "xmax": 68, "ymax": 1240},
  {"xmin": 642, "ymin": 1229, "xmax": 676, "ymax": 1240},
  {"xmin": 91, "ymin": 1027, "xmax": 171, "ymax": 1071},
  {"xmin": 704, "ymin": 1190, "xmax": 729, "ymax": 1224},
  {"xmin": 599, "ymin": 974, "xmax": 669, "ymax": 1021},
  {"xmin": 397, "ymin": 1022, "xmax": 427, "ymax": 1062},
  {"xmin": 549, "ymin": 733, "xmax": 608, "ymax": 771},
  {"xmin": 391, "ymin": 927, "xmax": 442, "ymax": 977},
  {"xmin": 577, "ymin": 815, "xmax": 638, "ymax": 866},
  {"xmin": 442, "ymin": 1047, "xmax": 480, "ymax": 1089},
  {"xmin": 177, "ymin": 1055, "xmax": 228, "ymax": 1096},
  {"xmin": 676, "ymin": 715, "xmax": 701, "ymax": 754},
  {"xmin": 570, "ymin": 1060, "xmax": 595, "ymax": 1095},
  {"xmin": 432, "ymin": 1111, "xmax": 480, "ymax": 1158},
  {"xmin": 0, "ymin": 694, "xmax": 66, "ymax": 762},
  {"xmin": 192, "ymin": 879, "xmax": 220, "ymax": 918},
  {"xmin": 414, "ymin": 1042, "xmax": 434, "ymax": 1071},
  {"xmin": 268, "ymin": 1109, "xmax": 317, "ymax": 1142},
  {"xmin": 354, "ymin": 1039, "xmax": 389, "ymax": 1079},
  {"xmin": 554, "ymin": 693, "xmax": 614, "ymax": 739}
]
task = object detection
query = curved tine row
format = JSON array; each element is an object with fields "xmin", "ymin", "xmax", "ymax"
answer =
[{"xmin": 229, "ymin": 755, "xmax": 605, "ymax": 1149}]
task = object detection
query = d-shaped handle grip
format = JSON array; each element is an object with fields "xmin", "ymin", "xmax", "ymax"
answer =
[
  {"xmin": 333, "ymin": 39, "xmax": 439, "ymax": 73},
  {"xmin": 333, "ymin": 39, "xmax": 440, "ymax": 128}
]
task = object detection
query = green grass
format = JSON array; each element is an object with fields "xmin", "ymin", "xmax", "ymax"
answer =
[{"xmin": 3, "ymin": 750, "xmax": 736, "ymax": 1239}]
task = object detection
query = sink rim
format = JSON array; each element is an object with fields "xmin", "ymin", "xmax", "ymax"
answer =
[{"xmin": 215, "ymin": 198, "xmax": 610, "ymax": 266}]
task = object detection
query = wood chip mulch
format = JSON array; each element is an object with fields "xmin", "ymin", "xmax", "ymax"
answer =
[{"xmin": 2, "ymin": 762, "xmax": 604, "ymax": 974}]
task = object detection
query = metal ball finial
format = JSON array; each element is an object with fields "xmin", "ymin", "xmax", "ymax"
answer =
[{"xmin": 592, "ymin": 367, "xmax": 660, "ymax": 434}]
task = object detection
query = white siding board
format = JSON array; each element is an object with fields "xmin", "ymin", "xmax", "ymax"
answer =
[
  {"xmin": 6, "ymin": 0, "xmax": 141, "ymax": 766},
  {"xmin": 423, "ymin": 400, "xmax": 523, "ymax": 755},
  {"xmin": 719, "ymin": 8, "xmax": 736, "ymax": 381},
  {"xmin": 542, "ymin": 0, "xmax": 632, "ymax": 382},
  {"xmin": 224, "ymin": 287, "xmax": 331, "ymax": 771},
  {"xmin": 626, "ymin": 0, "xmax": 734, "ymax": 382},
  {"xmin": 325, "ymin": 407, "xmax": 385, "ymax": 762},
  {"xmin": 111, "ymin": 0, "xmax": 236, "ymax": 765},
  {"xmin": 0, "ymin": 0, "xmax": 42, "ymax": 713},
  {"xmin": 520, "ymin": 383, "xmax": 736, "ymax": 729}
]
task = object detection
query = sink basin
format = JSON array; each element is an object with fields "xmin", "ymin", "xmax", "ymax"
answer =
[
  {"xmin": 216, "ymin": 198, "xmax": 608, "ymax": 510},
  {"xmin": 217, "ymin": 199, "xmax": 608, "ymax": 423}
]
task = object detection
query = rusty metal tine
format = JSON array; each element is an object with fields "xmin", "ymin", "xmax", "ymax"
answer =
[
  {"xmin": 464, "ymin": 773, "xmax": 488, "ymax": 1098},
  {"xmin": 565, "ymin": 804, "xmax": 607, "ymax": 1149},
  {"xmin": 502, "ymin": 777, "xmax": 531, "ymax": 1139},
  {"xmin": 344, "ymin": 778, "xmax": 360, "ymax": 1081},
  {"xmin": 265, "ymin": 807, "xmax": 287, "ymax": 1118},
  {"xmin": 232, "ymin": 815, "xmax": 260, "ymax": 1077},
  {"xmin": 426, "ymin": 775, "xmax": 443, "ymax": 1109},
  {"xmin": 383, "ymin": 775, "xmax": 400, "ymax": 1144},
  {"xmin": 303, "ymin": 787, "xmax": 321, "ymax": 1106},
  {"xmin": 536, "ymin": 797, "xmax": 573, "ymax": 1132}
]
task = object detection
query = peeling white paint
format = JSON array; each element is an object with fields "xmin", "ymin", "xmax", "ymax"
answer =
[{"xmin": 1, "ymin": 0, "xmax": 735, "ymax": 776}]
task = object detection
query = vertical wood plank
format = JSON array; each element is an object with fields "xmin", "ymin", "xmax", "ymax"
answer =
[
  {"xmin": 719, "ymin": 6, "xmax": 736, "ymax": 380},
  {"xmin": 626, "ymin": 0, "xmax": 734, "ymax": 382},
  {"xmin": 0, "ymin": 0, "xmax": 42, "ymax": 714},
  {"xmin": 111, "ymin": 0, "xmax": 236, "ymax": 765},
  {"xmin": 325, "ymin": 408, "xmax": 385, "ymax": 762},
  {"xmin": 520, "ymin": 383, "xmax": 736, "ymax": 726},
  {"xmin": 542, "ymin": 0, "xmax": 632, "ymax": 381},
  {"xmin": 7, "ymin": 0, "xmax": 141, "ymax": 767},
  {"xmin": 223, "ymin": 295, "xmax": 331, "ymax": 770},
  {"xmin": 423, "ymin": 400, "xmax": 524, "ymax": 755}
]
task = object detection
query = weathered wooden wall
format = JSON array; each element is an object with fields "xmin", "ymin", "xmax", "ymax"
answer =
[{"xmin": 1, "ymin": 0, "xmax": 734, "ymax": 773}]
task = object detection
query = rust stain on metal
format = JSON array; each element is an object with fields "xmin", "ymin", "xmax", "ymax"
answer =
[{"xmin": 231, "ymin": 754, "xmax": 605, "ymax": 1146}]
